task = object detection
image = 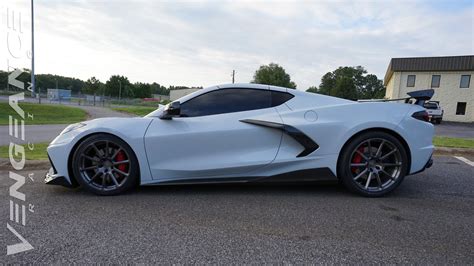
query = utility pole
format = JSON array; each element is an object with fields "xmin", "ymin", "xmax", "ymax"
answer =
[
  {"xmin": 118, "ymin": 80, "xmax": 122, "ymax": 100},
  {"xmin": 31, "ymin": 0, "xmax": 36, "ymax": 98},
  {"xmin": 231, "ymin": 70, "xmax": 235, "ymax": 84}
]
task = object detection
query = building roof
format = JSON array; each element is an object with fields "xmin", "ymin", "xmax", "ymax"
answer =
[{"xmin": 384, "ymin": 55, "xmax": 474, "ymax": 85}]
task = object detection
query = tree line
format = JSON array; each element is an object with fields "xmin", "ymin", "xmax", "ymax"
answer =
[{"xmin": 1, "ymin": 63, "xmax": 385, "ymax": 100}]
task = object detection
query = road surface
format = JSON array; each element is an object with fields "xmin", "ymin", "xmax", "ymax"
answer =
[{"xmin": 1, "ymin": 155, "xmax": 473, "ymax": 264}]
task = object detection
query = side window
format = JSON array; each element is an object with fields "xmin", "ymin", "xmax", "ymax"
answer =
[
  {"xmin": 407, "ymin": 75, "xmax": 416, "ymax": 87},
  {"xmin": 271, "ymin": 91, "xmax": 294, "ymax": 107},
  {"xmin": 180, "ymin": 88, "xmax": 271, "ymax": 117}
]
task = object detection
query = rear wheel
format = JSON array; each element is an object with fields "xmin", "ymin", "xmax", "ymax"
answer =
[
  {"xmin": 71, "ymin": 134, "xmax": 139, "ymax": 195},
  {"xmin": 338, "ymin": 131, "xmax": 408, "ymax": 197}
]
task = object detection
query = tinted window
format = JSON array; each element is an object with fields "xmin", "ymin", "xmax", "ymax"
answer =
[
  {"xmin": 407, "ymin": 75, "xmax": 416, "ymax": 87},
  {"xmin": 180, "ymin": 88, "xmax": 271, "ymax": 117},
  {"xmin": 431, "ymin": 75, "xmax": 440, "ymax": 88},
  {"xmin": 460, "ymin": 75, "xmax": 471, "ymax": 88},
  {"xmin": 271, "ymin": 91, "xmax": 294, "ymax": 107},
  {"xmin": 456, "ymin": 102, "xmax": 467, "ymax": 115},
  {"xmin": 423, "ymin": 102, "xmax": 438, "ymax": 109}
]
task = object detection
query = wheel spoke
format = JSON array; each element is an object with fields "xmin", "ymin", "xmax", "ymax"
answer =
[
  {"xmin": 92, "ymin": 143, "xmax": 104, "ymax": 157},
  {"xmin": 88, "ymin": 171, "xmax": 102, "ymax": 184},
  {"xmin": 111, "ymin": 148, "xmax": 122, "ymax": 159},
  {"xmin": 113, "ymin": 160, "xmax": 129, "ymax": 165},
  {"xmin": 351, "ymin": 163, "xmax": 366, "ymax": 167},
  {"xmin": 381, "ymin": 162, "xmax": 402, "ymax": 167},
  {"xmin": 367, "ymin": 140, "xmax": 372, "ymax": 157},
  {"xmin": 82, "ymin": 154, "xmax": 99, "ymax": 162},
  {"xmin": 380, "ymin": 149, "xmax": 398, "ymax": 160},
  {"xmin": 113, "ymin": 167, "xmax": 129, "ymax": 176},
  {"xmin": 80, "ymin": 165, "xmax": 98, "ymax": 171},
  {"xmin": 365, "ymin": 172, "xmax": 373, "ymax": 189},
  {"xmin": 375, "ymin": 140, "xmax": 385, "ymax": 157},
  {"xmin": 105, "ymin": 141, "xmax": 109, "ymax": 157},
  {"xmin": 355, "ymin": 150, "xmax": 368, "ymax": 161},
  {"xmin": 375, "ymin": 172, "xmax": 382, "ymax": 188},
  {"xmin": 101, "ymin": 173, "xmax": 107, "ymax": 189},
  {"xmin": 380, "ymin": 169, "xmax": 395, "ymax": 180},
  {"xmin": 353, "ymin": 168, "xmax": 368, "ymax": 181},
  {"xmin": 109, "ymin": 173, "xmax": 119, "ymax": 186}
]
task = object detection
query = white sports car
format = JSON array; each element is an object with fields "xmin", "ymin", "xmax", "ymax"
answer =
[{"xmin": 45, "ymin": 83, "xmax": 434, "ymax": 197}]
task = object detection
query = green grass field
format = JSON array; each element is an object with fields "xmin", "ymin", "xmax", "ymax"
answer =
[
  {"xmin": 0, "ymin": 142, "xmax": 49, "ymax": 160},
  {"xmin": 433, "ymin": 136, "xmax": 474, "ymax": 149},
  {"xmin": 112, "ymin": 106, "xmax": 156, "ymax": 116},
  {"xmin": 0, "ymin": 102, "xmax": 88, "ymax": 125}
]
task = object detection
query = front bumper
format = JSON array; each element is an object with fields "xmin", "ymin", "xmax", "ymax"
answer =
[{"xmin": 44, "ymin": 155, "xmax": 76, "ymax": 188}]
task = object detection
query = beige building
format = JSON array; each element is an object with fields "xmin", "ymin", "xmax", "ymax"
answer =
[
  {"xmin": 384, "ymin": 55, "xmax": 473, "ymax": 123},
  {"xmin": 169, "ymin": 88, "xmax": 201, "ymax": 101}
]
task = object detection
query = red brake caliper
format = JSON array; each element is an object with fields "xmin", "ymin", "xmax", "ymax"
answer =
[
  {"xmin": 351, "ymin": 147, "xmax": 365, "ymax": 174},
  {"xmin": 115, "ymin": 151, "xmax": 127, "ymax": 174}
]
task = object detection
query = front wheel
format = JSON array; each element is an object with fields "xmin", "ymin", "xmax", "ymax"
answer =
[
  {"xmin": 338, "ymin": 131, "xmax": 408, "ymax": 197},
  {"xmin": 71, "ymin": 134, "xmax": 139, "ymax": 195}
]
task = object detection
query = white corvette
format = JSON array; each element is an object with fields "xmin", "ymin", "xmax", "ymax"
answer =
[{"xmin": 45, "ymin": 83, "xmax": 434, "ymax": 196}]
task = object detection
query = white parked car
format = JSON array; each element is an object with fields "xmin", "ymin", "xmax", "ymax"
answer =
[
  {"xmin": 423, "ymin": 101, "xmax": 443, "ymax": 124},
  {"xmin": 45, "ymin": 84, "xmax": 435, "ymax": 197}
]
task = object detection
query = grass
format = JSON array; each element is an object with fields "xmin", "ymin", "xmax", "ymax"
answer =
[
  {"xmin": 433, "ymin": 136, "xmax": 474, "ymax": 149},
  {"xmin": 112, "ymin": 106, "xmax": 156, "ymax": 116},
  {"xmin": 0, "ymin": 142, "xmax": 49, "ymax": 160},
  {"xmin": 0, "ymin": 102, "xmax": 88, "ymax": 125}
]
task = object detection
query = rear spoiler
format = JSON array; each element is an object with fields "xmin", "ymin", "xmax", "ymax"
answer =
[{"xmin": 357, "ymin": 89, "xmax": 434, "ymax": 106}]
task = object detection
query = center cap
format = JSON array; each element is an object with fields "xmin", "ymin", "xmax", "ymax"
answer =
[{"xmin": 103, "ymin": 160, "xmax": 112, "ymax": 168}]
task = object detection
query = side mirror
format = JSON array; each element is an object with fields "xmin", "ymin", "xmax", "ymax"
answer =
[{"xmin": 159, "ymin": 101, "xmax": 181, "ymax": 120}]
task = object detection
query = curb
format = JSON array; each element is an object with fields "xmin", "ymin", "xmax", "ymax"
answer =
[{"xmin": 434, "ymin": 147, "xmax": 474, "ymax": 156}]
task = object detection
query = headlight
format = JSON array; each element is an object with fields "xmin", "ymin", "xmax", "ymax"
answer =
[{"xmin": 60, "ymin": 122, "xmax": 86, "ymax": 135}]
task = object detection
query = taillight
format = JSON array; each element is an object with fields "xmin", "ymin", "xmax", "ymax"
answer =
[{"xmin": 412, "ymin": 110, "xmax": 430, "ymax": 122}]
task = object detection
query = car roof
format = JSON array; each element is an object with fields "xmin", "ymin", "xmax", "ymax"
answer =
[{"xmin": 177, "ymin": 83, "xmax": 290, "ymax": 103}]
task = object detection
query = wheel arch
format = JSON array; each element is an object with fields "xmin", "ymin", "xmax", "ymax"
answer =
[
  {"xmin": 336, "ymin": 127, "xmax": 412, "ymax": 177},
  {"xmin": 67, "ymin": 132, "xmax": 141, "ymax": 186}
]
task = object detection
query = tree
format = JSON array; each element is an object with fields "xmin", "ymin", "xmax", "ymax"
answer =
[
  {"xmin": 133, "ymin": 82, "xmax": 153, "ymax": 98},
  {"xmin": 251, "ymin": 63, "xmax": 297, "ymax": 89},
  {"xmin": 105, "ymin": 75, "xmax": 132, "ymax": 98},
  {"xmin": 83, "ymin": 77, "xmax": 103, "ymax": 95},
  {"xmin": 332, "ymin": 77, "xmax": 358, "ymax": 100},
  {"xmin": 306, "ymin": 86, "xmax": 318, "ymax": 93},
  {"xmin": 310, "ymin": 66, "xmax": 385, "ymax": 100}
]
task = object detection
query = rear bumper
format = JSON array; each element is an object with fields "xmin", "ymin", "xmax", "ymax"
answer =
[{"xmin": 410, "ymin": 155, "xmax": 433, "ymax": 175}]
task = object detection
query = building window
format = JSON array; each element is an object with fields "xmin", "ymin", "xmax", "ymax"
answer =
[
  {"xmin": 407, "ymin": 75, "xmax": 416, "ymax": 87},
  {"xmin": 460, "ymin": 75, "xmax": 471, "ymax": 88},
  {"xmin": 456, "ymin": 102, "xmax": 467, "ymax": 115},
  {"xmin": 431, "ymin": 75, "xmax": 441, "ymax": 88}
]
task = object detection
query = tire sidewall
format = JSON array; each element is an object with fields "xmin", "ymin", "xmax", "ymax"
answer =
[
  {"xmin": 338, "ymin": 131, "xmax": 408, "ymax": 197},
  {"xmin": 71, "ymin": 134, "xmax": 139, "ymax": 196}
]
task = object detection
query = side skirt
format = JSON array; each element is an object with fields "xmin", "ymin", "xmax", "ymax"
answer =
[{"xmin": 145, "ymin": 168, "xmax": 337, "ymax": 186}]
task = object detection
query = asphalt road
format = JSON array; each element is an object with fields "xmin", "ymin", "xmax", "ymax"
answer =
[
  {"xmin": 0, "ymin": 105, "xmax": 134, "ymax": 146},
  {"xmin": 1, "ymin": 155, "xmax": 473, "ymax": 264},
  {"xmin": 435, "ymin": 122, "xmax": 474, "ymax": 138}
]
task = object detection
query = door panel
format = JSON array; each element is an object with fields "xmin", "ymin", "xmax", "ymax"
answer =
[{"xmin": 144, "ymin": 108, "xmax": 283, "ymax": 180}]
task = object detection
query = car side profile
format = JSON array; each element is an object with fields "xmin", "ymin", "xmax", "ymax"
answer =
[{"xmin": 45, "ymin": 83, "xmax": 435, "ymax": 197}]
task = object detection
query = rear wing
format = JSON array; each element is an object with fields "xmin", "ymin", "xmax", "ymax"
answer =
[{"xmin": 357, "ymin": 89, "xmax": 434, "ymax": 106}]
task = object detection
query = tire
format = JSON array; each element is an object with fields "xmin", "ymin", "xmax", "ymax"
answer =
[
  {"xmin": 437, "ymin": 118, "xmax": 442, "ymax": 124},
  {"xmin": 337, "ymin": 131, "xmax": 408, "ymax": 197},
  {"xmin": 71, "ymin": 134, "xmax": 139, "ymax": 195}
]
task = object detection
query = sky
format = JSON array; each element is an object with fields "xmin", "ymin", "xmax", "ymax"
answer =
[{"xmin": 2, "ymin": 0, "xmax": 473, "ymax": 90}]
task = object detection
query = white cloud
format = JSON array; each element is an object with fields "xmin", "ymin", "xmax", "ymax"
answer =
[{"xmin": 2, "ymin": 0, "xmax": 473, "ymax": 90}]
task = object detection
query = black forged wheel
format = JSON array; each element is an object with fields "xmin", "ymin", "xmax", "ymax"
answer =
[
  {"xmin": 71, "ymin": 134, "xmax": 139, "ymax": 195},
  {"xmin": 338, "ymin": 131, "xmax": 408, "ymax": 197}
]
